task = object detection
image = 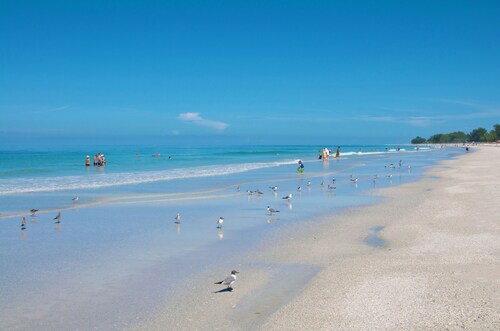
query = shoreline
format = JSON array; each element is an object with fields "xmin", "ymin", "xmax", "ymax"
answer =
[{"xmin": 145, "ymin": 146, "xmax": 500, "ymax": 330}]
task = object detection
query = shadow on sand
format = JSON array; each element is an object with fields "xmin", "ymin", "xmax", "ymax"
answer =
[{"xmin": 213, "ymin": 287, "xmax": 233, "ymax": 294}]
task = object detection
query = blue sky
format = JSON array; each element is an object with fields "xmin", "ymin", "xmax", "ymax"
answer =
[{"xmin": 1, "ymin": 0, "xmax": 499, "ymax": 145}]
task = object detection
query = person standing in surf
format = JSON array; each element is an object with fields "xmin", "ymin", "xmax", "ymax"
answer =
[{"xmin": 297, "ymin": 160, "xmax": 305, "ymax": 173}]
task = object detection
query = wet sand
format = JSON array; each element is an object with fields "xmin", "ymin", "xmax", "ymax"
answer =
[{"xmin": 145, "ymin": 146, "xmax": 500, "ymax": 330}]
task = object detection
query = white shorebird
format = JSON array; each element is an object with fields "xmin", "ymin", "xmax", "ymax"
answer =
[
  {"xmin": 350, "ymin": 175, "xmax": 358, "ymax": 183},
  {"xmin": 297, "ymin": 186, "xmax": 302, "ymax": 191},
  {"xmin": 332, "ymin": 177, "xmax": 336, "ymax": 183},
  {"xmin": 174, "ymin": 213, "xmax": 181, "ymax": 223},
  {"xmin": 269, "ymin": 186, "xmax": 278, "ymax": 191},
  {"xmin": 72, "ymin": 196, "xmax": 79, "ymax": 202},
  {"xmin": 386, "ymin": 174, "xmax": 393, "ymax": 179},
  {"xmin": 53, "ymin": 212, "xmax": 62, "ymax": 223},
  {"xmin": 246, "ymin": 190, "xmax": 254, "ymax": 195},
  {"xmin": 214, "ymin": 270, "xmax": 239, "ymax": 290},
  {"xmin": 282, "ymin": 193, "xmax": 293, "ymax": 201},
  {"xmin": 255, "ymin": 189, "xmax": 264, "ymax": 195},
  {"xmin": 21, "ymin": 217, "xmax": 27, "ymax": 229},
  {"xmin": 307, "ymin": 181, "xmax": 311, "ymax": 186},
  {"xmin": 267, "ymin": 206, "xmax": 280, "ymax": 215},
  {"xmin": 217, "ymin": 217, "xmax": 224, "ymax": 228},
  {"xmin": 30, "ymin": 209, "xmax": 38, "ymax": 216}
]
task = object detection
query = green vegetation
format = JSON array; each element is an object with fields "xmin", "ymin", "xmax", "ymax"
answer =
[
  {"xmin": 411, "ymin": 124, "xmax": 499, "ymax": 144},
  {"xmin": 410, "ymin": 136, "xmax": 426, "ymax": 144}
]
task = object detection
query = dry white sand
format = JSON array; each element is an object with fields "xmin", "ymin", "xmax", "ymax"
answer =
[{"xmin": 144, "ymin": 146, "xmax": 500, "ymax": 330}]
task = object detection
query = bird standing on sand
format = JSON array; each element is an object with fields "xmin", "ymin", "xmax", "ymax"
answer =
[
  {"xmin": 21, "ymin": 217, "xmax": 27, "ymax": 229},
  {"xmin": 30, "ymin": 209, "xmax": 38, "ymax": 216},
  {"xmin": 297, "ymin": 186, "xmax": 302, "ymax": 191},
  {"xmin": 328, "ymin": 184, "xmax": 336, "ymax": 191},
  {"xmin": 72, "ymin": 196, "xmax": 79, "ymax": 202},
  {"xmin": 269, "ymin": 186, "xmax": 278, "ymax": 191},
  {"xmin": 350, "ymin": 175, "xmax": 358, "ymax": 183},
  {"xmin": 174, "ymin": 213, "xmax": 181, "ymax": 223},
  {"xmin": 217, "ymin": 217, "xmax": 224, "ymax": 228},
  {"xmin": 53, "ymin": 212, "xmax": 62, "ymax": 223},
  {"xmin": 282, "ymin": 193, "xmax": 293, "ymax": 201},
  {"xmin": 267, "ymin": 206, "xmax": 280, "ymax": 215},
  {"xmin": 214, "ymin": 270, "xmax": 239, "ymax": 290},
  {"xmin": 307, "ymin": 181, "xmax": 311, "ymax": 186}
]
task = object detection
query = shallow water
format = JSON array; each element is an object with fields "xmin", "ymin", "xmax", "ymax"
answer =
[
  {"xmin": 0, "ymin": 144, "xmax": 462, "ymax": 329},
  {"xmin": 364, "ymin": 226, "xmax": 386, "ymax": 248}
]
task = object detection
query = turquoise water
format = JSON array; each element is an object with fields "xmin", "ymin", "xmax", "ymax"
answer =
[{"xmin": 0, "ymin": 144, "xmax": 462, "ymax": 329}]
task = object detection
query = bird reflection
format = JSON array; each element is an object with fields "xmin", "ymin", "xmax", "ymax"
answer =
[
  {"xmin": 175, "ymin": 223, "xmax": 181, "ymax": 233},
  {"xmin": 267, "ymin": 217, "xmax": 279, "ymax": 224},
  {"xmin": 217, "ymin": 229, "xmax": 224, "ymax": 239},
  {"xmin": 286, "ymin": 202, "xmax": 293, "ymax": 210},
  {"xmin": 55, "ymin": 223, "xmax": 62, "ymax": 233},
  {"xmin": 21, "ymin": 231, "xmax": 27, "ymax": 239}
]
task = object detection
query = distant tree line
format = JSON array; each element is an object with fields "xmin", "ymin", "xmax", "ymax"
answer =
[{"xmin": 411, "ymin": 124, "xmax": 500, "ymax": 144}]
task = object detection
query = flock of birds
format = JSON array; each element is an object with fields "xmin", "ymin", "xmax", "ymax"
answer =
[
  {"xmin": 183, "ymin": 160, "xmax": 410, "ymax": 291},
  {"xmin": 19, "ymin": 196, "xmax": 80, "ymax": 232},
  {"xmin": 19, "ymin": 160, "xmax": 410, "ymax": 291}
]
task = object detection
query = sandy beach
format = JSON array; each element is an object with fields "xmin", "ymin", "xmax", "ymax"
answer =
[{"xmin": 145, "ymin": 146, "xmax": 500, "ymax": 330}]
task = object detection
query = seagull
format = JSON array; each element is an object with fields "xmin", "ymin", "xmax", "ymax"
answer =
[
  {"xmin": 269, "ymin": 186, "xmax": 278, "ymax": 191},
  {"xmin": 53, "ymin": 212, "xmax": 62, "ymax": 223},
  {"xmin": 214, "ymin": 270, "xmax": 239, "ymax": 290},
  {"xmin": 282, "ymin": 193, "xmax": 293, "ymax": 201},
  {"xmin": 332, "ymin": 177, "xmax": 336, "ymax": 183},
  {"xmin": 72, "ymin": 196, "xmax": 79, "ymax": 202},
  {"xmin": 386, "ymin": 174, "xmax": 393, "ymax": 179},
  {"xmin": 297, "ymin": 186, "xmax": 302, "ymax": 191},
  {"xmin": 30, "ymin": 209, "xmax": 39, "ymax": 216},
  {"xmin": 255, "ymin": 189, "xmax": 264, "ymax": 195},
  {"xmin": 350, "ymin": 175, "xmax": 358, "ymax": 183},
  {"xmin": 267, "ymin": 206, "xmax": 280, "ymax": 215},
  {"xmin": 307, "ymin": 181, "xmax": 311, "ymax": 186},
  {"xmin": 174, "ymin": 213, "xmax": 181, "ymax": 223},
  {"xmin": 246, "ymin": 190, "xmax": 254, "ymax": 195},
  {"xmin": 217, "ymin": 217, "xmax": 224, "ymax": 228},
  {"xmin": 328, "ymin": 184, "xmax": 336, "ymax": 191},
  {"xmin": 21, "ymin": 217, "xmax": 27, "ymax": 229}
]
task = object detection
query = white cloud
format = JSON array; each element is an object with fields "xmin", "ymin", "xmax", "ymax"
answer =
[
  {"xmin": 32, "ymin": 105, "xmax": 70, "ymax": 114},
  {"xmin": 177, "ymin": 112, "xmax": 229, "ymax": 131},
  {"xmin": 358, "ymin": 115, "xmax": 436, "ymax": 127}
]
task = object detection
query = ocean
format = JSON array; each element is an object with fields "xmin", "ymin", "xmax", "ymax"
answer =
[{"xmin": 0, "ymin": 144, "xmax": 462, "ymax": 329}]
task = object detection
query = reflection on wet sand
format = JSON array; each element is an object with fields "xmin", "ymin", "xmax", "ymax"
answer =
[
  {"xmin": 217, "ymin": 229, "xmax": 224, "ymax": 239},
  {"xmin": 267, "ymin": 217, "xmax": 279, "ymax": 224},
  {"xmin": 175, "ymin": 224, "xmax": 181, "ymax": 233}
]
